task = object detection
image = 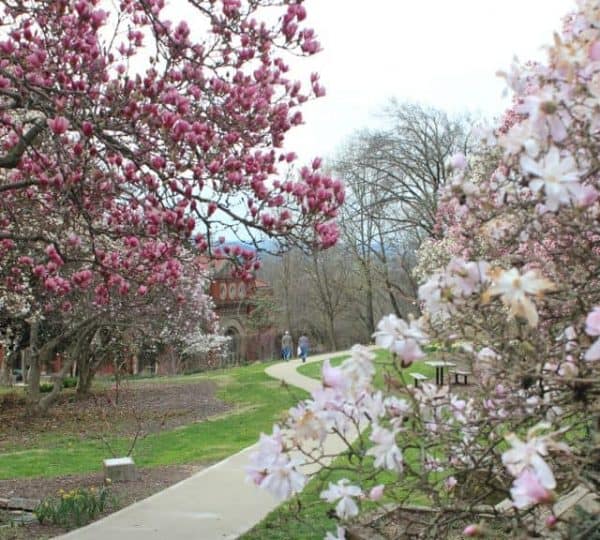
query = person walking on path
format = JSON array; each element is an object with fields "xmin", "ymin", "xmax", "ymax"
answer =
[
  {"xmin": 281, "ymin": 331, "xmax": 293, "ymax": 361},
  {"xmin": 298, "ymin": 334, "xmax": 310, "ymax": 363}
]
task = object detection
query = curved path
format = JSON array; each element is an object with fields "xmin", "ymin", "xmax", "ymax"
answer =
[{"xmin": 58, "ymin": 351, "xmax": 352, "ymax": 540}]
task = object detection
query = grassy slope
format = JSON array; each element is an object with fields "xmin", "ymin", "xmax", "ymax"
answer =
[{"xmin": 0, "ymin": 362, "xmax": 307, "ymax": 479}]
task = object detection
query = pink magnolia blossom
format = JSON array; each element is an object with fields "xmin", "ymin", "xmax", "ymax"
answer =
[
  {"xmin": 444, "ymin": 476, "xmax": 457, "ymax": 491},
  {"xmin": 585, "ymin": 306, "xmax": 600, "ymax": 335},
  {"xmin": 322, "ymin": 359, "xmax": 347, "ymax": 391},
  {"xmin": 502, "ymin": 426, "xmax": 557, "ymax": 489},
  {"xmin": 47, "ymin": 116, "xmax": 70, "ymax": 135},
  {"xmin": 463, "ymin": 524, "xmax": 483, "ymax": 537},
  {"xmin": 449, "ymin": 152, "xmax": 467, "ymax": 170},
  {"xmin": 369, "ymin": 484, "xmax": 384, "ymax": 501},
  {"xmin": 584, "ymin": 307, "xmax": 600, "ymax": 361},
  {"xmin": 510, "ymin": 468, "xmax": 555, "ymax": 508},
  {"xmin": 391, "ymin": 338, "xmax": 424, "ymax": 366}
]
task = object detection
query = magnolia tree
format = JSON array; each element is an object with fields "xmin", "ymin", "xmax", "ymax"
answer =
[
  {"xmin": 15, "ymin": 251, "xmax": 220, "ymax": 411},
  {"xmin": 249, "ymin": 2, "xmax": 600, "ymax": 538},
  {"xmin": 0, "ymin": 0, "xmax": 343, "ymax": 401}
]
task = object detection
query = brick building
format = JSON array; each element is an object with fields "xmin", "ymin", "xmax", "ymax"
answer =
[{"xmin": 206, "ymin": 257, "xmax": 277, "ymax": 364}]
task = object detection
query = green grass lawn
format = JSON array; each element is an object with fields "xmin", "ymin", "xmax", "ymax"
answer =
[
  {"xmin": 0, "ymin": 362, "xmax": 308, "ymax": 479},
  {"xmin": 297, "ymin": 349, "xmax": 437, "ymax": 390}
]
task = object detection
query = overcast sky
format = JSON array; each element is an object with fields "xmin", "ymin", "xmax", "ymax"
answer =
[{"xmin": 284, "ymin": 0, "xmax": 574, "ymax": 163}]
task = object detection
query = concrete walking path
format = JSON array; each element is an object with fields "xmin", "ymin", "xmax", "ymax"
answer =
[{"xmin": 57, "ymin": 350, "xmax": 352, "ymax": 540}]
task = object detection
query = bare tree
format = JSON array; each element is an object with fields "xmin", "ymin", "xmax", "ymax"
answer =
[
  {"xmin": 332, "ymin": 102, "xmax": 473, "ymax": 319},
  {"xmin": 305, "ymin": 249, "xmax": 355, "ymax": 351},
  {"xmin": 354, "ymin": 101, "xmax": 472, "ymax": 236}
]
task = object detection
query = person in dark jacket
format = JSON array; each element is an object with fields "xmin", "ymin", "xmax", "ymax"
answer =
[{"xmin": 298, "ymin": 334, "xmax": 310, "ymax": 363}]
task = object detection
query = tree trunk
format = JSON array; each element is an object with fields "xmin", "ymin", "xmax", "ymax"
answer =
[
  {"xmin": 36, "ymin": 354, "xmax": 77, "ymax": 413},
  {"xmin": 386, "ymin": 279, "xmax": 403, "ymax": 318},
  {"xmin": 76, "ymin": 355, "xmax": 94, "ymax": 396},
  {"xmin": 326, "ymin": 313, "xmax": 337, "ymax": 351},
  {"xmin": 37, "ymin": 324, "xmax": 97, "ymax": 412},
  {"xmin": 0, "ymin": 350, "xmax": 10, "ymax": 386},
  {"xmin": 282, "ymin": 254, "xmax": 293, "ymax": 335},
  {"xmin": 364, "ymin": 272, "xmax": 376, "ymax": 337},
  {"xmin": 25, "ymin": 321, "xmax": 41, "ymax": 403},
  {"xmin": 26, "ymin": 318, "xmax": 98, "ymax": 411}
]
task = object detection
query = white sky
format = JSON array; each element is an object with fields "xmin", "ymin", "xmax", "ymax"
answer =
[{"xmin": 284, "ymin": 0, "xmax": 574, "ymax": 163}]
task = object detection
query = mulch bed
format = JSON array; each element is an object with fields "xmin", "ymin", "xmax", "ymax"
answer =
[
  {"xmin": 0, "ymin": 379, "xmax": 231, "ymax": 449},
  {"xmin": 0, "ymin": 464, "xmax": 204, "ymax": 540}
]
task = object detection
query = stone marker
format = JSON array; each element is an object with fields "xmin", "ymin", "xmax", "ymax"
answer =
[
  {"xmin": 103, "ymin": 456, "xmax": 137, "ymax": 482},
  {"xmin": 9, "ymin": 510, "xmax": 38, "ymax": 524},
  {"xmin": 7, "ymin": 497, "xmax": 40, "ymax": 511}
]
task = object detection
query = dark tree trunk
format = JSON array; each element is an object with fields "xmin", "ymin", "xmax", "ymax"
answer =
[
  {"xmin": 364, "ymin": 272, "xmax": 376, "ymax": 337},
  {"xmin": 76, "ymin": 355, "xmax": 95, "ymax": 396},
  {"xmin": 25, "ymin": 321, "xmax": 41, "ymax": 403},
  {"xmin": 326, "ymin": 314, "xmax": 337, "ymax": 351},
  {"xmin": 0, "ymin": 351, "xmax": 10, "ymax": 385},
  {"xmin": 26, "ymin": 318, "xmax": 98, "ymax": 412}
]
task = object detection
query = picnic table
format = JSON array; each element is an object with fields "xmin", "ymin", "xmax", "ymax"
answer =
[{"xmin": 424, "ymin": 360, "xmax": 456, "ymax": 385}]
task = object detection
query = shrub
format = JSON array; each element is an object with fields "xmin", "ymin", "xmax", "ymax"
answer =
[
  {"xmin": 63, "ymin": 377, "xmax": 78, "ymax": 389},
  {"xmin": 39, "ymin": 377, "xmax": 78, "ymax": 393},
  {"xmin": 35, "ymin": 487, "xmax": 113, "ymax": 529},
  {"xmin": 39, "ymin": 382, "xmax": 54, "ymax": 393}
]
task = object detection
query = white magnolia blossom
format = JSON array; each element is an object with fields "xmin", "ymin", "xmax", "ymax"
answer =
[
  {"xmin": 341, "ymin": 345, "xmax": 376, "ymax": 387},
  {"xmin": 418, "ymin": 259, "xmax": 489, "ymax": 321},
  {"xmin": 449, "ymin": 395, "xmax": 473, "ymax": 424},
  {"xmin": 366, "ymin": 425, "xmax": 404, "ymax": 472},
  {"xmin": 309, "ymin": 387, "xmax": 354, "ymax": 435},
  {"xmin": 324, "ymin": 526, "xmax": 346, "ymax": 540},
  {"xmin": 247, "ymin": 427, "xmax": 306, "ymax": 500},
  {"xmin": 484, "ymin": 267, "xmax": 555, "ymax": 327},
  {"xmin": 585, "ymin": 338, "xmax": 600, "ymax": 361},
  {"xmin": 182, "ymin": 332, "xmax": 229, "ymax": 356},
  {"xmin": 288, "ymin": 402, "xmax": 328, "ymax": 443},
  {"xmin": 260, "ymin": 457, "xmax": 307, "ymax": 500},
  {"xmin": 515, "ymin": 86, "xmax": 569, "ymax": 142},
  {"xmin": 446, "ymin": 258, "xmax": 490, "ymax": 296},
  {"xmin": 322, "ymin": 359, "xmax": 348, "ymax": 392},
  {"xmin": 246, "ymin": 426, "xmax": 284, "ymax": 486},
  {"xmin": 384, "ymin": 396, "xmax": 412, "ymax": 422},
  {"xmin": 498, "ymin": 119, "xmax": 541, "ymax": 157},
  {"xmin": 418, "ymin": 273, "xmax": 454, "ymax": 320},
  {"xmin": 358, "ymin": 390, "xmax": 386, "ymax": 421},
  {"xmin": 520, "ymin": 147, "xmax": 583, "ymax": 211},
  {"xmin": 320, "ymin": 479, "xmax": 362, "ymax": 519},
  {"xmin": 372, "ymin": 314, "xmax": 428, "ymax": 364}
]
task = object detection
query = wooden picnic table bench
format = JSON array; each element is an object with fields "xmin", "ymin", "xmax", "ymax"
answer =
[
  {"xmin": 409, "ymin": 372, "xmax": 429, "ymax": 387},
  {"xmin": 451, "ymin": 369, "xmax": 472, "ymax": 385}
]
